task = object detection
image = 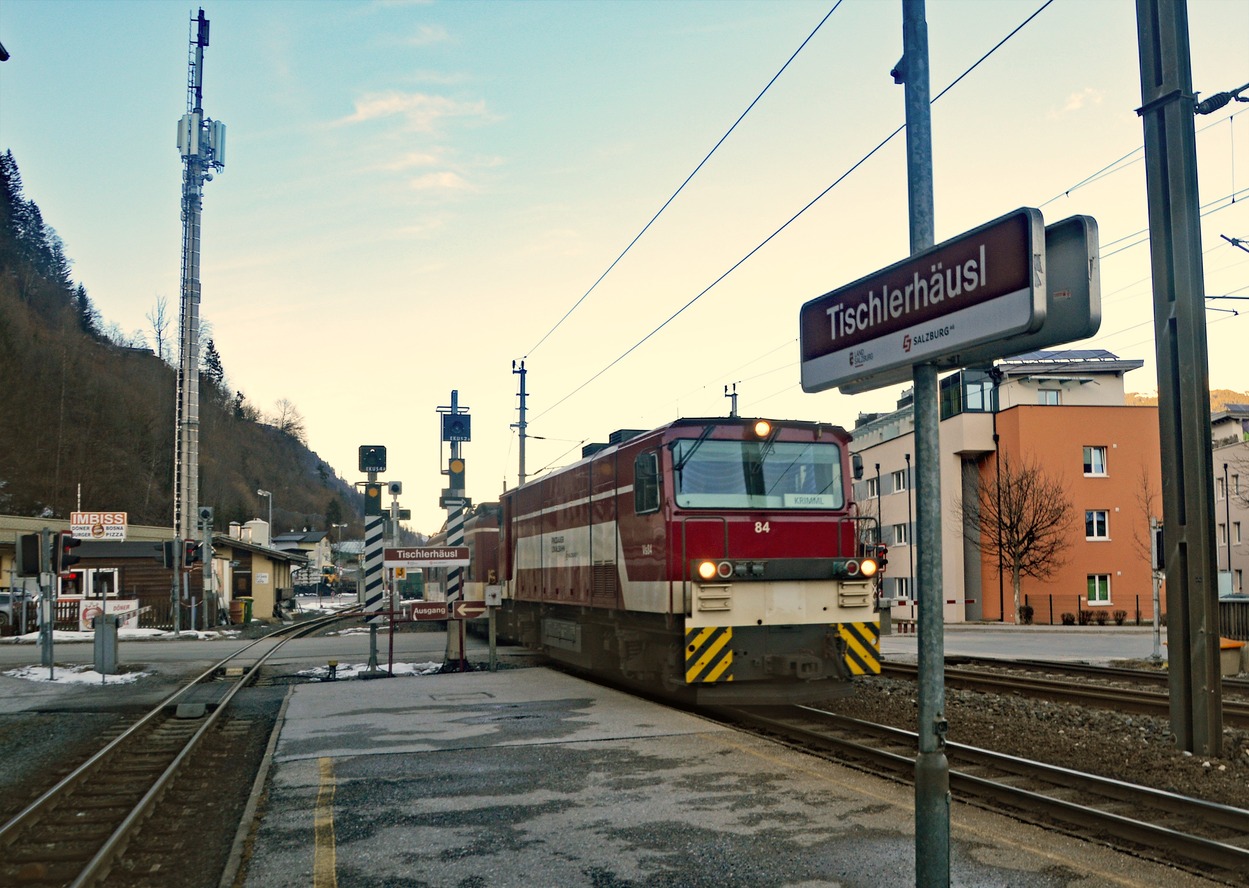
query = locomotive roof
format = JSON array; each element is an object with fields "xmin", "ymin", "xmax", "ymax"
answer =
[{"xmin": 512, "ymin": 416, "xmax": 854, "ymax": 491}]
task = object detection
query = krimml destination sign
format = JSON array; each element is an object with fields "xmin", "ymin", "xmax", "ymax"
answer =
[{"xmin": 800, "ymin": 208, "xmax": 1045, "ymax": 393}]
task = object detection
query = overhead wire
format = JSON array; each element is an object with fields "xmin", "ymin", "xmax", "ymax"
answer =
[
  {"xmin": 524, "ymin": 2, "xmax": 845, "ymax": 359},
  {"xmin": 531, "ymin": 0, "xmax": 1057, "ymax": 424}
]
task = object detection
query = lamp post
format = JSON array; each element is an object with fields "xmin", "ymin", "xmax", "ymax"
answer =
[
  {"xmin": 257, "ymin": 489, "xmax": 272, "ymax": 532},
  {"xmin": 331, "ymin": 523, "xmax": 347, "ymax": 601}
]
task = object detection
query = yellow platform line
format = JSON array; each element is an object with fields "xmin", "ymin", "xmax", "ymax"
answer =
[{"xmin": 314, "ymin": 756, "xmax": 338, "ymax": 888}]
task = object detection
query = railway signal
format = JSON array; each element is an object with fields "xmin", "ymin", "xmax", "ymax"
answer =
[
  {"xmin": 16, "ymin": 533, "xmax": 43, "ymax": 577},
  {"xmin": 153, "ymin": 540, "xmax": 178, "ymax": 568},
  {"xmin": 52, "ymin": 531, "xmax": 82, "ymax": 576},
  {"xmin": 184, "ymin": 541, "xmax": 202, "ymax": 566}
]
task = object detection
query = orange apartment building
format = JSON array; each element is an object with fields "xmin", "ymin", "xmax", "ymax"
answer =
[{"xmin": 850, "ymin": 349, "xmax": 1164, "ymax": 625}]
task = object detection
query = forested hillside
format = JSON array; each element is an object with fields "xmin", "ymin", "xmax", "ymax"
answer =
[{"xmin": 0, "ymin": 150, "xmax": 362, "ymax": 533}]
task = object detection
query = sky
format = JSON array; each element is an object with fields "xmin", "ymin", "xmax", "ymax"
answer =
[{"xmin": 2, "ymin": 0, "xmax": 1247, "ymax": 536}]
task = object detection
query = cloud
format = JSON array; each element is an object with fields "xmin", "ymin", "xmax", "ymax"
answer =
[
  {"xmin": 1063, "ymin": 88, "xmax": 1104, "ymax": 112},
  {"xmin": 336, "ymin": 91, "xmax": 488, "ymax": 132},
  {"xmin": 377, "ymin": 150, "xmax": 444, "ymax": 171},
  {"xmin": 408, "ymin": 171, "xmax": 472, "ymax": 191},
  {"xmin": 406, "ymin": 24, "xmax": 450, "ymax": 47}
]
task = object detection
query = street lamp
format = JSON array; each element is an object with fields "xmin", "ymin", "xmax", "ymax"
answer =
[
  {"xmin": 257, "ymin": 489, "xmax": 272, "ymax": 530},
  {"xmin": 330, "ymin": 523, "xmax": 347, "ymax": 601}
]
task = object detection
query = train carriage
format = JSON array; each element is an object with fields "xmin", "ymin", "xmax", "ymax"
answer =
[{"xmin": 493, "ymin": 416, "xmax": 882, "ymax": 704}]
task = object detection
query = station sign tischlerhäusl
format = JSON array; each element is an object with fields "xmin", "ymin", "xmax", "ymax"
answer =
[
  {"xmin": 835, "ymin": 214, "xmax": 1101, "ymax": 394},
  {"xmin": 800, "ymin": 208, "xmax": 1045, "ymax": 394},
  {"xmin": 384, "ymin": 546, "xmax": 470, "ymax": 568}
]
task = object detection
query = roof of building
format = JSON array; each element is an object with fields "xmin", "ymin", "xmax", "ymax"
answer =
[
  {"xmin": 272, "ymin": 530, "xmax": 328, "ymax": 545},
  {"xmin": 998, "ymin": 349, "xmax": 1143, "ymax": 379}
]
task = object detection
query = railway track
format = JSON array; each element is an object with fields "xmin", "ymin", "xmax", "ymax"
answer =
[
  {"xmin": 882, "ymin": 660, "xmax": 1249, "ymax": 726},
  {"xmin": 0, "ymin": 610, "xmax": 355, "ymax": 888},
  {"xmin": 716, "ymin": 704, "xmax": 1249, "ymax": 885}
]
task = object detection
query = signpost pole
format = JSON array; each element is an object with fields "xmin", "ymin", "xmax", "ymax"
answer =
[
  {"xmin": 39, "ymin": 528, "xmax": 53, "ymax": 672},
  {"xmin": 899, "ymin": 2, "xmax": 950, "ymax": 885}
]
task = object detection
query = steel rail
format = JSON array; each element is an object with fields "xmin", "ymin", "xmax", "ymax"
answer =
[
  {"xmin": 881, "ymin": 661, "xmax": 1249, "ymax": 724},
  {"xmin": 0, "ymin": 609, "xmax": 355, "ymax": 887},
  {"xmin": 719, "ymin": 705, "xmax": 1249, "ymax": 882}
]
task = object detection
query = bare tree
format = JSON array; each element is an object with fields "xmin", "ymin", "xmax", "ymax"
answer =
[
  {"xmin": 1132, "ymin": 464, "xmax": 1160, "ymax": 564},
  {"xmin": 270, "ymin": 397, "xmax": 308, "ymax": 445},
  {"xmin": 1228, "ymin": 446, "xmax": 1249, "ymax": 511},
  {"xmin": 146, "ymin": 295, "xmax": 172, "ymax": 363},
  {"xmin": 962, "ymin": 453, "xmax": 1073, "ymax": 623}
]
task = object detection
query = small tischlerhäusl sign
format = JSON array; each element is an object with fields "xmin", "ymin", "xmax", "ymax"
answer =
[
  {"xmin": 800, "ymin": 208, "xmax": 1045, "ymax": 393},
  {"xmin": 384, "ymin": 546, "xmax": 470, "ymax": 568}
]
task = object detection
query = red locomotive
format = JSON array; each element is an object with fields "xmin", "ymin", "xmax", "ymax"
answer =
[{"xmin": 439, "ymin": 417, "xmax": 882, "ymax": 703}]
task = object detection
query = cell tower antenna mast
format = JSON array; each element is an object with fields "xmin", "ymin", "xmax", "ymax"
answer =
[{"xmin": 173, "ymin": 8, "xmax": 226, "ymax": 544}]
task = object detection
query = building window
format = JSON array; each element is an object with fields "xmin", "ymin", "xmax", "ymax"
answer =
[
  {"xmin": 1233, "ymin": 474, "xmax": 1241, "ymax": 496},
  {"xmin": 893, "ymin": 576, "xmax": 912, "ymax": 600},
  {"xmin": 892, "ymin": 523, "xmax": 910, "ymax": 545},
  {"xmin": 1039, "ymin": 389, "xmax": 1060, "ymax": 406},
  {"xmin": 1236, "ymin": 570, "xmax": 1243, "ymax": 593},
  {"xmin": 1219, "ymin": 523, "xmax": 1227, "ymax": 546},
  {"xmin": 1083, "ymin": 445, "xmax": 1107, "ymax": 476},
  {"xmin": 1217, "ymin": 477, "xmax": 1226, "ymax": 500},
  {"xmin": 1087, "ymin": 574, "xmax": 1111, "ymax": 604},
  {"xmin": 1236, "ymin": 522, "xmax": 1242, "ymax": 545},
  {"xmin": 939, "ymin": 368, "xmax": 999, "ymax": 420},
  {"xmin": 891, "ymin": 469, "xmax": 908, "ymax": 491},
  {"xmin": 1085, "ymin": 510, "xmax": 1109, "ymax": 540},
  {"xmin": 866, "ymin": 477, "xmax": 879, "ymax": 498}
]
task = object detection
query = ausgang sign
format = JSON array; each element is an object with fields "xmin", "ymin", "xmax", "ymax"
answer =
[
  {"xmin": 383, "ymin": 546, "xmax": 470, "ymax": 568},
  {"xmin": 800, "ymin": 208, "xmax": 1045, "ymax": 393}
]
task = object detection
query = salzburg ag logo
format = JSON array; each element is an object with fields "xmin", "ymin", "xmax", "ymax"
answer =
[{"xmin": 902, "ymin": 333, "xmax": 912, "ymax": 353}]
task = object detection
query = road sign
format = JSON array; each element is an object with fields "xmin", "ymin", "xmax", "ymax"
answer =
[
  {"xmin": 800, "ymin": 208, "xmax": 1045, "ymax": 393},
  {"xmin": 407, "ymin": 601, "xmax": 450, "ymax": 621},
  {"xmin": 384, "ymin": 546, "xmax": 470, "ymax": 568},
  {"xmin": 450, "ymin": 600, "xmax": 488, "ymax": 620},
  {"xmin": 71, "ymin": 511, "xmax": 127, "ymax": 541}
]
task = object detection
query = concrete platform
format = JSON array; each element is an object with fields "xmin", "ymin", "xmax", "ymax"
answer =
[{"xmin": 239, "ymin": 665, "xmax": 1222, "ymax": 888}]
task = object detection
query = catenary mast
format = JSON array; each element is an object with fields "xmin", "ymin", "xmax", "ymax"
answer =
[{"xmin": 174, "ymin": 8, "xmax": 225, "ymax": 540}]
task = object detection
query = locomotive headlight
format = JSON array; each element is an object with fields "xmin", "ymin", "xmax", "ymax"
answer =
[
  {"xmin": 697, "ymin": 560, "xmax": 718, "ymax": 581},
  {"xmin": 717, "ymin": 560, "xmax": 734, "ymax": 579},
  {"xmin": 860, "ymin": 558, "xmax": 879, "ymax": 578},
  {"xmin": 753, "ymin": 420, "xmax": 771, "ymax": 438}
]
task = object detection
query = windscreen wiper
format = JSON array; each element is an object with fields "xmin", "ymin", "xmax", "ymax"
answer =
[{"xmin": 672, "ymin": 424, "xmax": 716, "ymax": 472}]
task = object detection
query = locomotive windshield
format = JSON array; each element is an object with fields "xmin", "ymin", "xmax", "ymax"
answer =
[{"xmin": 671, "ymin": 439, "xmax": 844, "ymax": 509}]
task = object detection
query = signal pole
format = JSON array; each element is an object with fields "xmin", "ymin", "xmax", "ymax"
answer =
[
  {"xmin": 439, "ymin": 391, "xmax": 471, "ymax": 669},
  {"xmin": 1136, "ymin": 0, "xmax": 1222, "ymax": 754},
  {"xmin": 512, "ymin": 361, "xmax": 528, "ymax": 486},
  {"xmin": 173, "ymin": 8, "xmax": 226, "ymax": 543}
]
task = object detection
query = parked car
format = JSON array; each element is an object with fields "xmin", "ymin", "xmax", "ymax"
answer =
[{"xmin": 0, "ymin": 590, "xmax": 35, "ymax": 631}]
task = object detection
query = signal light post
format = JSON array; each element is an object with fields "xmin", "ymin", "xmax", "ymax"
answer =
[
  {"xmin": 438, "ymin": 390, "xmax": 471, "ymax": 670},
  {"xmin": 359, "ymin": 445, "xmax": 389, "ymax": 679}
]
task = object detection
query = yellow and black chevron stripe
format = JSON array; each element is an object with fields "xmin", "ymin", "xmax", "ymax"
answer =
[
  {"xmin": 685, "ymin": 626, "xmax": 733, "ymax": 684},
  {"xmin": 839, "ymin": 621, "xmax": 881, "ymax": 675}
]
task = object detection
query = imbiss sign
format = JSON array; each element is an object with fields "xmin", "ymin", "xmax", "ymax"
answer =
[
  {"xmin": 71, "ymin": 511, "xmax": 128, "ymax": 541},
  {"xmin": 800, "ymin": 208, "xmax": 1045, "ymax": 393}
]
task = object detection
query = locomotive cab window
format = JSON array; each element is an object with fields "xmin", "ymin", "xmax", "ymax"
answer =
[
  {"xmin": 634, "ymin": 451, "xmax": 660, "ymax": 514},
  {"xmin": 672, "ymin": 439, "xmax": 844, "ymax": 510}
]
